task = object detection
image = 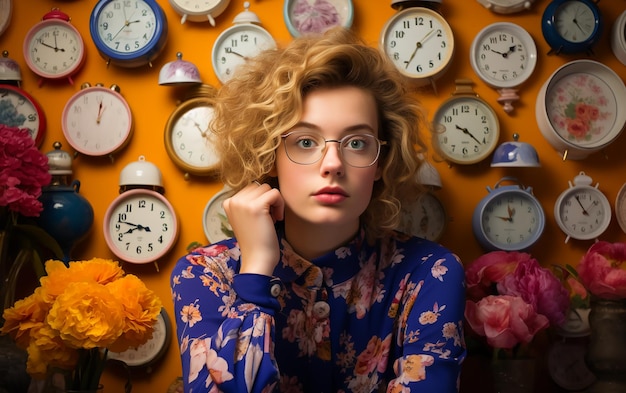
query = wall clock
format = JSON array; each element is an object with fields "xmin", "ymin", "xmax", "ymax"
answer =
[
  {"xmin": 62, "ymin": 83, "xmax": 133, "ymax": 158},
  {"xmin": 284, "ymin": 0, "xmax": 354, "ymax": 37},
  {"xmin": 616, "ymin": 182, "xmax": 626, "ymax": 235},
  {"xmin": 203, "ymin": 186, "xmax": 234, "ymax": 243},
  {"xmin": 535, "ymin": 60, "xmax": 626, "ymax": 160},
  {"xmin": 611, "ymin": 10, "xmax": 626, "ymax": 66},
  {"xmin": 541, "ymin": 0, "xmax": 602, "ymax": 55},
  {"xmin": 431, "ymin": 79, "xmax": 500, "ymax": 165},
  {"xmin": 476, "ymin": 0, "xmax": 536, "ymax": 14},
  {"xmin": 23, "ymin": 8, "xmax": 86, "ymax": 85},
  {"xmin": 90, "ymin": 0, "xmax": 168, "ymax": 68},
  {"xmin": 107, "ymin": 308, "xmax": 172, "ymax": 371},
  {"xmin": 104, "ymin": 156, "xmax": 179, "ymax": 268},
  {"xmin": 554, "ymin": 171, "xmax": 611, "ymax": 243},
  {"xmin": 398, "ymin": 190, "xmax": 447, "ymax": 241},
  {"xmin": 380, "ymin": 6, "xmax": 454, "ymax": 89},
  {"xmin": 0, "ymin": 0, "xmax": 12, "ymax": 37},
  {"xmin": 548, "ymin": 338, "xmax": 596, "ymax": 391},
  {"xmin": 168, "ymin": 0, "xmax": 231, "ymax": 25},
  {"xmin": 164, "ymin": 84, "xmax": 220, "ymax": 178},
  {"xmin": 0, "ymin": 84, "xmax": 46, "ymax": 147},
  {"xmin": 469, "ymin": 22, "xmax": 537, "ymax": 114},
  {"xmin": 472, "ymin": 177, "xmax": 545, "ymax": 251},
  {"xmin": 211, "ymin": 2, "xmax": 276, "ymax": 84}
]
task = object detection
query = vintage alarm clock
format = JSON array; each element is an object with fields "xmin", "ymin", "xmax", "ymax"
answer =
[
  {"xmin": 473, "ymin": 177, "xmax": 545, "ymax": 251},
  {"xmin": 103, "ymin": 156, "xmax": 179, "ymax": 271}
]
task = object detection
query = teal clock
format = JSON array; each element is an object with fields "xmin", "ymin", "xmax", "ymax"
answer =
[
  {"xmin": 90, "ymin": 0, "xmax": 168, "ymax": 68},
  {"xmin": 472, "ymin": 177, "xmax": 545, "ymax": 251},
  {"xmin": 541, "ymin": 0, "xmax": 602, "ymax": 55}
]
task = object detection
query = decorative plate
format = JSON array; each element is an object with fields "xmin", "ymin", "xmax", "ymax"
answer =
[
  {"xmin": 283, "ymin": 0, "xmax": 353, "ymax": 37},
  {"xmin": 536, "ymin": 60, "xmax": 626, "ymax": 160}
]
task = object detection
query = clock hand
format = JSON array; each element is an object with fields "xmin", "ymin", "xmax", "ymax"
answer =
[
  {"xmin": 404, "ymin": 29, "xmax": 435, "ymax": 68},
  {"xmin": 574, "ymin": 195, "xmax": 589, "ymax": 216},
  {"xmin": 228, "ymin": 50, "xmax": 248, "ymax": 59},
  {"xmin": 96, "ymin": 99, "xmax": 106, "ymax": 124},
  {"xmin": 119, "ymin": 221, "xmax": 152, "ymax": 233},
  {"xmin": 496, "ymin": 215, "xmax": 512, "ymax": 222},
  {"xmin": 455, "ymin": 125, "xmax": 482, "ymax": 145}
]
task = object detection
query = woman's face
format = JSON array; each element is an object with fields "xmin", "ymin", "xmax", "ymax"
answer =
[{"xmin": 273, "ymin": 86, "xmax": 381, "ymax": 231}]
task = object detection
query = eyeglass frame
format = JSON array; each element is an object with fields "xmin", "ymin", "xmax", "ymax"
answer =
[{"xmin": 280, "ymin": 130, "xmax": 387, "ymax": 168}]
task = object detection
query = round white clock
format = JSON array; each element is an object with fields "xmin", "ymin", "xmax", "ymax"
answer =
[
  {"xmin": 203, "ymin": 186, "xmax": 234, "ymax": 243},
  {"xmin": 104, "ymin": 188, "xmax": 179, "ymax": 264}
]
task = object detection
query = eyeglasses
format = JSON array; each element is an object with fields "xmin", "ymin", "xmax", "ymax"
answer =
[{"xmin": 281, "ymin": 131, "xmax": 386, "ymax": 168}]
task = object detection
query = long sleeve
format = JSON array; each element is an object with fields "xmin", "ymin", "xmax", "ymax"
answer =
[{"xmin": 170, "ymin": 241, "xmax": 281, "ymax": 392}]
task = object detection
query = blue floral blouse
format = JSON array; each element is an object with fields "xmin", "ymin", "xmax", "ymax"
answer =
[{"xmin": 170, "ymin": 226, "xmax": 466, "ymax": 392}]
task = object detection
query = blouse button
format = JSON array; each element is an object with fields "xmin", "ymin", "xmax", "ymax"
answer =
[
  {"xmin": 270, "ymin": 283, "xmax": 282, "ymax": 297},
  {"xmin": 313, "ymin": 301, "xmax": 330, "ymax": 319}
]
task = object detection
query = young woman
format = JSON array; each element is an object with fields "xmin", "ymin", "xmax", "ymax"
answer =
[{"xmin": 171, "ymin": 28, "xmax": 466, "ymax": 392}]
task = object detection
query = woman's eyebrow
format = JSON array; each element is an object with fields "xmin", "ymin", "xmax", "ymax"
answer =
[{"xmin": 291, "ymin": 121, "xmax": 377, "ymax": 134}]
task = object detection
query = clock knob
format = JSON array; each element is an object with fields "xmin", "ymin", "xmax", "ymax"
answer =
[
  {"xmin": 491, "ymin": 133, "xmax": 540, "ymax": 167},
  {"xmin": 119, "ymin": 155, "xmax": 164, "ymax": 194},
  {"xmin": 0, "ymin": 50, "xmax": 21, "ymax": 85}
]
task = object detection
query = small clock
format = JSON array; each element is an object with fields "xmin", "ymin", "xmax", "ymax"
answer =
[
  {"xmin": 554, "ymin": 171, "xmax": 611, "ymax": 243},
  {"xmin": 23, "ymin": 8, "xmax": 86, "ymax": 85},
  {"xmin": 90, "ymin": 0, "xmax": 168, "ymax": 68},
  {"xmin": 211, "ymin": 2, "xmax": 277, "ymax": 84},
  {"xmin": 469, "ymin": 22, "xmax": 537, "ymax": 113},
  {"xmin": 535, "ymin": 60, "xmax": 626, "ymax": 160},
  {"xmin": 398, "ymin": 190, "xmax": 447, "ymax": 241},
  {"xmin": 611, "ymin": 10, "xmax": 626, "ymax": 66},
  {"xmin": 476, "ymin": 0, "xmax": 536, "ymax": 14},
  {"xmin": 164, "ymin": 84, "xmax": 220, "ymax": 178},
  {"xmin": 0, "ymin": 0, "xmax": 12, "ymax": 37},
  {"xmin": 541, "ymin": 0, "xmax": 603, "ymax": 55},
  {"xmin": 168, "ymin": 0, "xmax": 231, "ymax": 25},
  {"xmin": 62, "ymin": 83, "xmax": 133, "ymax": 157},
  {"xmin": 104, "ymin": 188, "xmax": 179, "ymax": 265},
  {"xmin": 547, "ymin": 338, "xmax": 596, "ymax": 391},
  {"xmin": 431, "ymin": 79, "xmax": 500, "ymax": 165},
  {"xmin": 472, "ymin": 177, "xmax": 545, "ymax": 251},
  {"xmin": 108, "ymin": 308, "xmax": 172, "ymax": 370},
  {"xmin": 380, "ymin": 6, "xmax": 454, "ymax": 88},
  {"xmin": 203, "ymin": 186, "xmax": 234, "ymax": 243},
  {"xmin": 616, "ymin": 182, "xmax": 626, "ymax": 235},
  {"xmin": 283, "ymin": 0, "xmax": 354, "ymax": 37},
  {"xmin": 0, "ymin": 84, "xmax": 46, "ymax": 147}
]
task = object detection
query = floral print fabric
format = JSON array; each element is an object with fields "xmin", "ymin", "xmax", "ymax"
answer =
[{"xmin": 171, "ymin": 226, "xmax": 466, "ymax": 392}]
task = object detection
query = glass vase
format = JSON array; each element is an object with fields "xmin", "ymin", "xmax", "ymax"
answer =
[{"xmin": 586, "ymin": 298, "xmax": 626, "ymax": 392}]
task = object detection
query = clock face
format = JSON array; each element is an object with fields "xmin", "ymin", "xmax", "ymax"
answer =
[
  {"xmin": 470, "ymin": 22, "xmax": 537, "ymax": 88},
  {"xmin": 398, "ymin": 192, "xmax": 447, "ymax": 241},
  {"xmin": 284, "ymin": 0, "xmax": 354, "ymax": 37},
  {"xmin": 432, "ymin": 95, "xmax": 500, "ymax": 164},
  {"xmin": 104, "ymin": 189, "xmax": 178, "ymax": 264},
  {"xmin": 91, "ymin": 0, "xmax": 167, "ymax": 67},
  {"xmin": 23, "ymin": 19, "xmax": 85, "ymax": 80},
  {"xmin": 0, "ymin": 85, "xmax": 46, "ymax": 146},
  {"xmin": 478, "ymin": 189, "xmax": 544, "ymax": 251},
  {"xmin": 203, "ymin": 187, "xmax": 234, "ymax": 243},
  {"xmin": 616, "ymin": 183, "xmax": 626, "ymax": 234},
  {"xmin": 62, "ymin": 86, "xmax": 133, "ymax": 156},
  {"xmin": 555, "ymin": 186, "xmax": 611, "ymax": 241},
  {"xmin": 212, "ymin": 24, "xmax": 276, "ymax": 84},
  {"xmin": 107, "ymin": 308, "xmax": 171, "ymax": 367},
  {"xmin": 165, "ymin": 98, "xmax": 220, "ymax": 176},
  {"xmin": 169, "ymin": 0, "xmax": 230, "ymax": 24},
  {"xmin": 548, "ymin": 340, "xmax": 596, "ymax": 391},
  {"xmin": 554, "ymin": 1, "xmax": 596, "ymax": 43},
  {"xmin": 380, "ymin": 7, "xmax": 454, "ymax": 83}
]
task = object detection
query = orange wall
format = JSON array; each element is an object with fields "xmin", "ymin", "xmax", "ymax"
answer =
[{"xmin": 2, "ymin": 0, "xmax": 626, "ymax": 391}]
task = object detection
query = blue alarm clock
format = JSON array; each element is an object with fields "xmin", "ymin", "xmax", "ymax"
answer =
[
  {"xmin": 541, "ymin": 0, "xmax": 602, "ymax": 55},
  {"xmin": 472, "ymin": 177, "xmax": 545, "ymax": 251},
  {"xmin": 90, "ymin": 0, "xmax": 168, "ymax": 68}
]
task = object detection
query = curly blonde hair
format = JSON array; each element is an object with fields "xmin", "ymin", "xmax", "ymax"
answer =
[{"xmin": 213, "ymin": 27, "xmax": 429, "ymax": 239}]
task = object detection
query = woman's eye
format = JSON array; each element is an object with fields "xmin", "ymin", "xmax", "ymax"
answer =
[
  {"xmin": 346, "ymin": 138, "xmax": 368, "ymax": 150},
  {"xmin": 296, "ymin": 138, "xmax": 317, "ymax": 149}
]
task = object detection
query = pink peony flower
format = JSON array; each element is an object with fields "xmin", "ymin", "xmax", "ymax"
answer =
[
  {"xmin": 0, "ymin": 125, "xmax": 50, "ymax": 217},
  {"xmin": 465, "ymin": 251, "xmax": 531, "ymax": 301},
  {"xmin": 577, "ymin": 241, "xmax": 626, "ymax": 300},
  {"xmin": 498, "ymin": 257, "xmax": 570, "ymax": 326},
  {"xmin": 465, "ymin": 295, "xmax": 549, "ymax": 349}
]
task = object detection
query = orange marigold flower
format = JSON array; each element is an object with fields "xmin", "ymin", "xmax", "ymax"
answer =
[
  {"xmin": 1, "ymin": 288, "xmax": 48, "ymax": 348},
  {"xmin": 47, "ymin": 281, "xmax": 126, "ymax": 349}
]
